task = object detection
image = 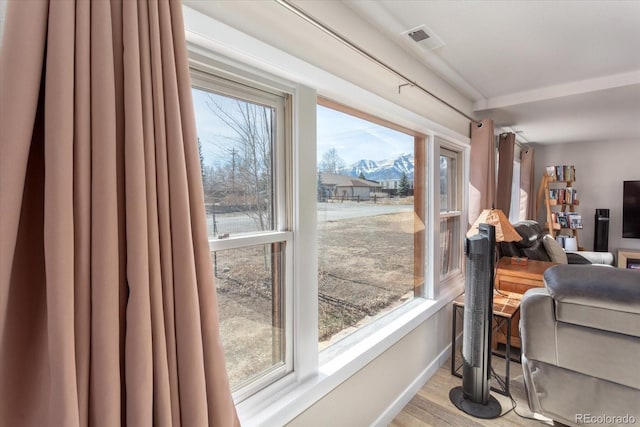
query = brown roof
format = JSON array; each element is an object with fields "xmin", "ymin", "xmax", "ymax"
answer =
[{"xmin": 321, "ymin": 173, "xmax": 381, "ymax": 188}]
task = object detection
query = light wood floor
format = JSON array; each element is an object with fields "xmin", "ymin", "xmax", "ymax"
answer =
[{"xmin": 389, "ymin": 354, "xmax": 565, "ymax": 427}]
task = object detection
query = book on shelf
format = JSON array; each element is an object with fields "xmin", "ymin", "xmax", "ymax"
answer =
[
  {"xmin": 552, "ymin": 212, "xmax": 583, "ymax": 229},
  {"xmin": 547, "ymin": 165, "xmax": 576, "ymax": 182},
  {"xmin": 548, "ymin": 188, "xmax": 579, "ymax": 205},
  {"xmin": 546, "ymin": 166, "xmax": 556, "ymax": 178}
]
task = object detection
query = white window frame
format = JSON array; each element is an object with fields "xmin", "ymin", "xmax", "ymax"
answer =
[
  {"xmin": 191, "ymin": 66, "xmax": 295, "ymax": 402},
  {"xmin": 436, "ymin": 140, "xmax": 466, "ymax": 291}
]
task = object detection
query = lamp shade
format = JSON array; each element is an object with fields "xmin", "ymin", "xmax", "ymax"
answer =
[{"xmin": 467, "ymin": 208, "xmax": 522, "ymax": 243}]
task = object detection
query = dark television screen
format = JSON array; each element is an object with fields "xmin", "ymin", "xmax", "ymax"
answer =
[{"xmin": 623, "ymin": 180, "xmax": 640, "ymax": 239}]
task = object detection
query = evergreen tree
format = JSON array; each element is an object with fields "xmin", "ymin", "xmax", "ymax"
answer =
[
  {"xmin": 358, "ymin": 171, "xmax": 366, "ymax": 180},
  {"xmin": 317, "ymin": 172, "xmax": 326, "ymax": 202},
  {"xmin": 398, "ymin": 172, "xmax": 409, "ymax": 196}
]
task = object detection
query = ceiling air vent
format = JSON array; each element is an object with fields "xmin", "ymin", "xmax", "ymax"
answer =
[
  {"xmin": 408, "ymin": 29, "xmax": 430, "ymax": 43},
  {"xmin": 403, "ymin": 25, "xmax": 445, "ymax": 51}
]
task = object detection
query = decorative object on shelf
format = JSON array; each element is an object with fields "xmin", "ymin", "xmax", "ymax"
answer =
[{"xmin": 510, "ymin": 256, "xmax": 528, "ymax": 265}]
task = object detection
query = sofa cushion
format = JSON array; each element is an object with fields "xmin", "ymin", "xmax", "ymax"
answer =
[{"xmin": 543, "ymin": 234, "xmax": 568, "ymax": 264}]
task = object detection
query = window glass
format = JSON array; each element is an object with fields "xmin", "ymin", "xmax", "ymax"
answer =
[
  {"xmin": 193, "ymin": 88, "xmax": 275, "ymax": 236},
  {"xmin": 213, "ymin": 243, "xmax": 285, "ymax": 390},
  {"xmin": 317, "ymin": 103, "xmax": 422, "ymax": 349},
  {"xmin": 439, "ymin": 148, "xmax": 461, "ymax": 278},
  {"xmin": 192, "ymin": 77, "xmax": 290, "ymax": 398},
  {"xmin": 440, "ymin": 153, "xmax": 457, "ymax": 212},
  {"xmin": 509, "ymin": 160, "xmax": 521, "ymax": 223}
]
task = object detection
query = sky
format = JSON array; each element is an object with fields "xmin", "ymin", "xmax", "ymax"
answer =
[
  {"xmin": 191, "ymin": 87, "xmax": 414, "ymax": 168},
  {"xmin": 317, "ymin": 105, "xmax": 413, "ymax": 165}
]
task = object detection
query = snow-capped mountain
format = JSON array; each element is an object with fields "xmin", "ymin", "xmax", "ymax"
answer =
[{"xmin": 342, "ymin": 153, "xmax": 414, "ymax": 181}]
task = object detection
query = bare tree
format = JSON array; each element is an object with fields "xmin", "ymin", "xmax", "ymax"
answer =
[
  {"xmin": 205, "ymin": 94, "xmax": 273, "ymax": 231},
  {"xmin": 320, "ymin": 147, "xmax": 345, "ymax": 174}
]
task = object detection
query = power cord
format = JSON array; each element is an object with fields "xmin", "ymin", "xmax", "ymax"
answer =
[{"xmin": 490, "ymin": 365, "xmax": 547, "ymax": 423}]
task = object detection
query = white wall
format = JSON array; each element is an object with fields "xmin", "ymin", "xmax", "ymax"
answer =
[
  {"xmin": 183, "ymin": 0, "xmax": 473, "ymax": 138},
  {"xmin": 534, "ymin": 140, "xmax": 640, "ymax": 254},
  {"xmin": 287, "ymin": 306, "xmax": 454, "ymax": 427}
]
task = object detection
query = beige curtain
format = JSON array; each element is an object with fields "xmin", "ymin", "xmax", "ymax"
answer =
[
  {"xmin": 496, "ymin": 132, "xmax": 515, "ymax": 217},
  {"xmin": 0, "ymin": 1, "xmax": 239, "ymax": 426},
  {"xmin": 468, "ymin": 119, "xmax": 496, "ymax": 227},
  {"xmin": 520, "ymin": 147, "xmax": 536, "ymax": 220}
]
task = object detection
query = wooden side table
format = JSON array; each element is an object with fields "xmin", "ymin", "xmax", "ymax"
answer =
[
  {"xmin": 494, "ymin": 257, "xmax": 557, "ymax": 348},
  {"xmin": 450, "ymin": 291, "xmax": 522, "ymax": 396}
]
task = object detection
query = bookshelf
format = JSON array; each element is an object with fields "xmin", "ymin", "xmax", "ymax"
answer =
[{"xmin": 537, "ymin": 166, "xmax": 583, "ymax": 249}]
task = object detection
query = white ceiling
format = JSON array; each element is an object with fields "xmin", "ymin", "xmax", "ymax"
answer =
[{"xmin": 345, "ymin": 0, "xmax": 640, "ymax": 144}]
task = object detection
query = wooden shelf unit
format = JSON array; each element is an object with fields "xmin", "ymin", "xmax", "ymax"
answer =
[{"xmin": 537, "ymin": 170, "xmax": 582, "ymax": 249}]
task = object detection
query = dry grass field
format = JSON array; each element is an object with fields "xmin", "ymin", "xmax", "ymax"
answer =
[{"xmin": 214, "ymin": 201, "xmax": 416, "ymax": 387}]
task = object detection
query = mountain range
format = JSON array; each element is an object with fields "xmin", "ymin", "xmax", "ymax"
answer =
[{"xmin": 341, "ymin": 153, "xmax": 414, "ymax": 181}]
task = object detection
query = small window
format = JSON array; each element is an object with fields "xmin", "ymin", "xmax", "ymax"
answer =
[
  {"xmin": 439, "ymin": 147, "xmax": 462, "ymax": 278},
  {"xmin": 191, "ymin": 70, "xmax": 292, "ymax": 400},
  {"xmin": 316, "ymin": 100, "xmax": 426, "ymax": 349}
]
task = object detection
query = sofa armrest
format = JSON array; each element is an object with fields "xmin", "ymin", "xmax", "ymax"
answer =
[
  {"xmin": 566, "ymin": 250, "xmax": 614, "ymax": 265},
  {"xmin": 520, "ymin": 288, "xmax": 558, "ymax": 366}
]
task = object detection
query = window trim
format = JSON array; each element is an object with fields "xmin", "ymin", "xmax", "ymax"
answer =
[
  {"xmin": 191, "ymin": 66, "xmax": 295, "ymax": 402},
  {"xmin": 436, "ymin": 139, "xmax": 467, "ymax": 291}
]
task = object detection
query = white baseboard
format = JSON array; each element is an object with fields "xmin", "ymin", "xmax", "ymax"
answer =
[{"xmin": 371, "ymin": 341, "xmax": 455, "ymax": 427}]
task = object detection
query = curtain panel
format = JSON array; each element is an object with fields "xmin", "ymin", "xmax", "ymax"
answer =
[
  {"xmin": 0, "ymin": 1, "xmax": 239, "ymax": 426},
  {"xmin": 496, "ymin": 132, "xmax": 515, "ymax": 217},
  {"xmin": 468, "ymin": 119, "xmax": 496, "ymax": 228}
]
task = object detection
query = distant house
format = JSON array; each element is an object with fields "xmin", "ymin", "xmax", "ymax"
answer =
[
  {"xmin": 320, "ymin": 173, "xmax": 382, "ymax": 201},
  {"xmin": 378, "ymin": 178, "xmax": 414, "ymax": 191}
]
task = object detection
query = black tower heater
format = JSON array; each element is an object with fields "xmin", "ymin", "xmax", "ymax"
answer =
[
  {"xmin": 594, "ymin": 209, "xmax": 610, "ymax": 252},
  {"xmin": 449, "ymin": 223, "xmax": 501, "ymax": 418}
]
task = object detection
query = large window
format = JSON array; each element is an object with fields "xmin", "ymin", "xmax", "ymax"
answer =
[
  {"xmin": 191, "ymin": 70, "xmax": 292, "ymax": 400},
  {"xmin": 439, "ymin": 146, "xmax": 462, "ymax": 278},
  {"xmin": 316, "ymin": 100, "xmax": 426, "ymax": 349}
]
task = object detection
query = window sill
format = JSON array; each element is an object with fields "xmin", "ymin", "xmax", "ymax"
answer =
[{"xmin": 236, "ymin": 283, "xmax": 464, "ymax": 427}]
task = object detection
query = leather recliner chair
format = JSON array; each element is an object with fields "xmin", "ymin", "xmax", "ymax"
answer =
[
  {"xmin": 500, "ymin": 220, "xmax": 614, "ymax": 265},
  {"xmin": 520, "ymin": 265, "xmax": 640, "ymax": 426}
]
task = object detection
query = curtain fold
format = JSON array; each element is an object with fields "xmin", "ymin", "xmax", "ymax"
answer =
[
  {"xmin": 496, "ymin": 132, "xmax": 515, "ymax": 217},
  {"xmin": 468, "ymin": 119, "xmax": 496, "ymax": 227},
  {"xmin": 520, "ymin": 147, "xmax": 536, "ymax": 220},
  {"xmin": 0, "ymin": 1, "xmax": 239, "ymax": 425}
]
